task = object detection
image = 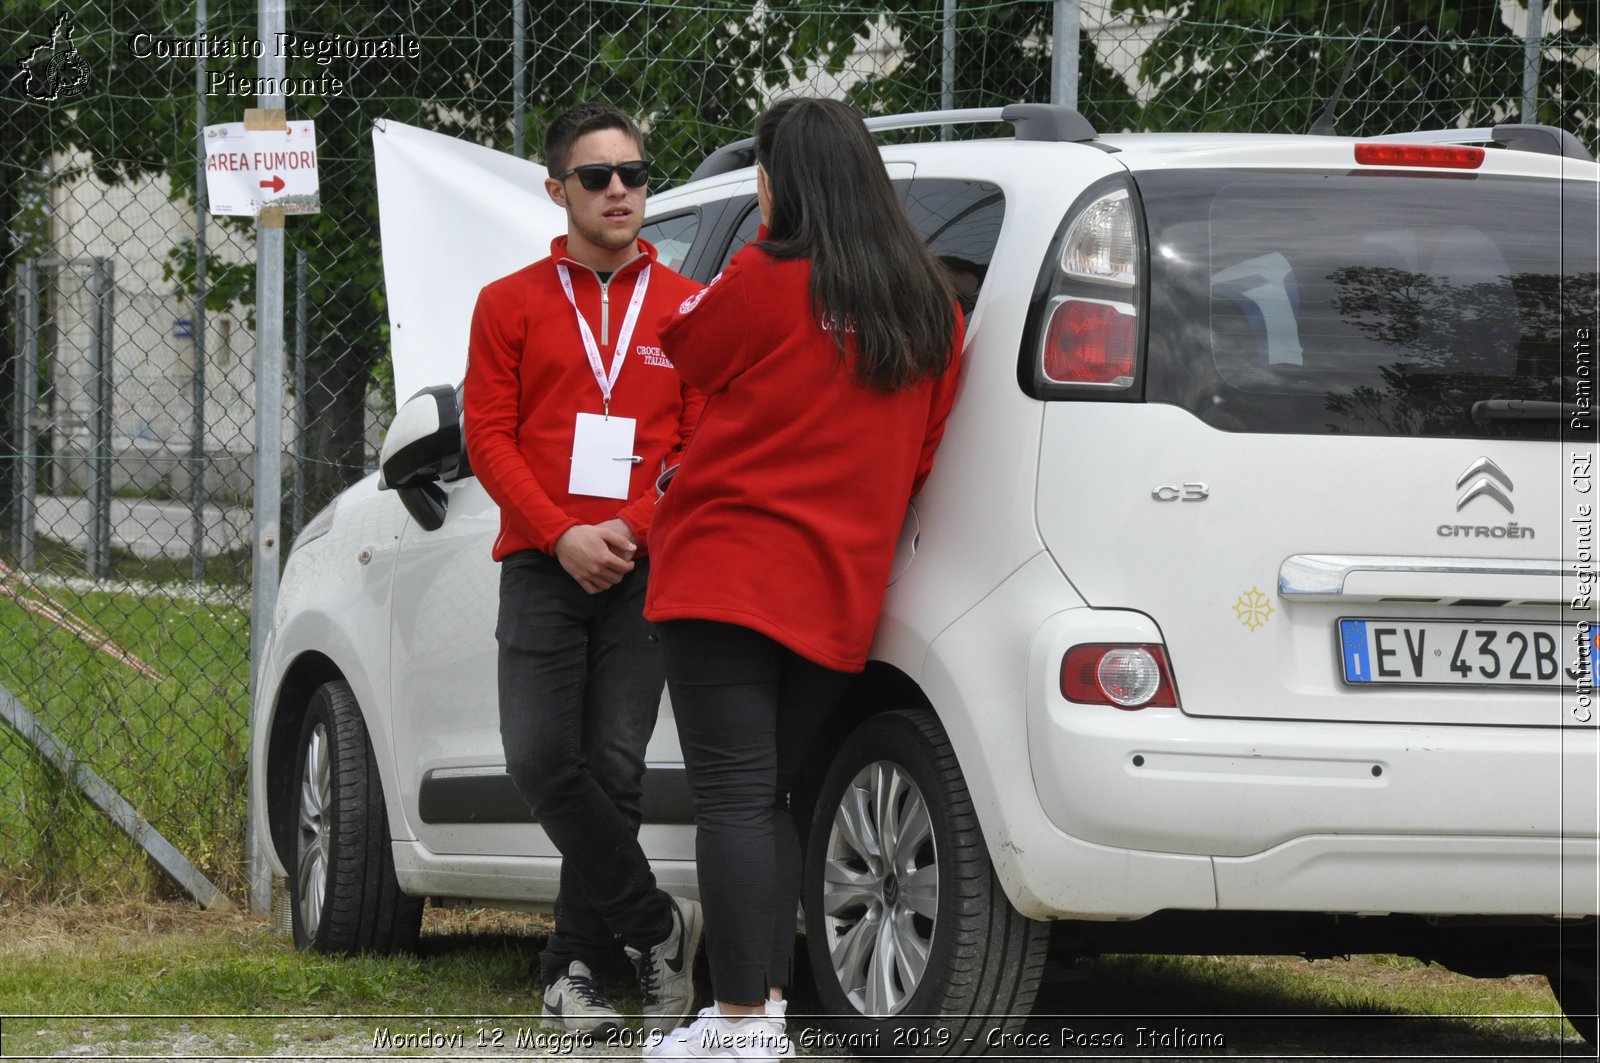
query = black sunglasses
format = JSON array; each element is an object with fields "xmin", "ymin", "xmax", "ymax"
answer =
[{"xmin": 556, "ymin": 160, "xmax": 650, "ymax": 192}]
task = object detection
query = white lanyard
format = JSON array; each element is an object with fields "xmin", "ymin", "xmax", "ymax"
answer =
[{"xmin": 557, "ymin": 263, "xmax": 651, "ymax": 416}]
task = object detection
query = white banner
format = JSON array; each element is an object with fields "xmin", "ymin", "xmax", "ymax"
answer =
[{"xmin": 372, "ymin": 120, "xmax": 567, "ymax": 404}]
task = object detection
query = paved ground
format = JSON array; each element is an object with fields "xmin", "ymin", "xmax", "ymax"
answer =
[{"xmin": 29, "ymin": 495, "xmax": 251, "ymax": 562}]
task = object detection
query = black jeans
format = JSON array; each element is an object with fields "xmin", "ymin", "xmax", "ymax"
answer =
[
  {"xmin": 657, "ymin": 619, "xmax": 851, "ymax": 1004},
  {"xmin": 497, "ymin": 549, "xmax": 673, "ymax": 982}
]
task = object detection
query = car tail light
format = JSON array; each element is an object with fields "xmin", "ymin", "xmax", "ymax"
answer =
[
  {"xmin": 1042, "ymin": 298, "xmax": 1136, "ymax": 385},
  {"xmin": 1354, "ymin": 143, "xmax": 1485, "ymax": 170},
  {"xmin": 1060, "ymin": 189, "xmax": 1137, "ymax": 284},
  {"xmin": 1035, "ymin": 185, "xmax": 1142, "ymax": 393},
  {"xmin": 1061, "ymin": 644, "xmax": 1179, "ymax": 709}
]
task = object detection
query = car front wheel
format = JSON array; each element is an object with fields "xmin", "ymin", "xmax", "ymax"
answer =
[
  {"xmin": 802, "ymin": 710, "xmax": 1048, "ymax": 1054},
  {"xmin": 290, "ymin": 679, "xmax": 423, "ymax": 954}
]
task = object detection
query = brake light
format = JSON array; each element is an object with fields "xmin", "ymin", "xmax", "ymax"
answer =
[
  {"xmin": 1061, "ymin": 644, "xmax": 1179, "ymax": 709},
  {"xmin": 1038, "ymin": 186, "xmax": 1141, "ymax": 392},
  {"xmin": 1042, "ymin": 298, "xmax": 1136, "ymax": 385},
  {"xmin": 1354, "ymin": 143, "xmax": 1485, "ymax": 170}
]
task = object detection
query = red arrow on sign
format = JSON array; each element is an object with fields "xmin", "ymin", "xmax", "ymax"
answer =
[{"xmin": 259, "ymin": 175, "xmax": 285, "ymax": 193}]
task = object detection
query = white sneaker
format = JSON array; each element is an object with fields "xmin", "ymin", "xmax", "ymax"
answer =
[
  {"xmin": 643, "ymin": 1006, "xmax": 792, "ymax": 1060},
  {"xmin": 542, "ymin": 960, "xmax": 622, "ymax": 1034},
  {"xmin": 627, "ymin": 895, "xmax": 702, "ymax": 1035},
  {"xmin": 765, "ymin": 1000, "xmax": 795, "ymax": 1057}
]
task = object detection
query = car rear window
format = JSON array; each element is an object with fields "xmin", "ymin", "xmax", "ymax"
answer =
[{"xmin": 1136, "ymin": 169, "xmax": 1597, "ymax": 440}]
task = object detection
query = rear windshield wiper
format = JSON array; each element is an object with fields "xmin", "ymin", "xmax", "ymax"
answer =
[{"xmin": 1471, "ymin": 399, "xmax": 1583, "ymax": 423}]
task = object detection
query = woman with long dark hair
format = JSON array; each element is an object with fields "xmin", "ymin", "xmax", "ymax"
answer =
[{"xmin": 642, "ymin": 97, "xmax": 963, "ymax": 1060}]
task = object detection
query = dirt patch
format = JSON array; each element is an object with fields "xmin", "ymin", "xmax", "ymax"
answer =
[{"xmin": 0, "ymin": 899, "xmax": 256, "ymax": 964}]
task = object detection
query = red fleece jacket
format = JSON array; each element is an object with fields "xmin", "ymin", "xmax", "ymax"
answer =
[
  {"xmin": 644, "ymin": 243, "xmax": 963, "ymax": 672},
  {"xmin": 464, "ymin": 237, "xmax": 703, "ymax": 560}
]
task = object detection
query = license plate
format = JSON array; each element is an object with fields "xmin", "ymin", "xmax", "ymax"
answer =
[{"xmin": 1338, "ymin": 618, "xmax": 1587, "ymax": 688}]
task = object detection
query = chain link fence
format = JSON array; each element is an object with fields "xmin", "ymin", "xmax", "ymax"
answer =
[{"xmin": 1, "ymin": 0, "xmax": 1595, "ymax": 907}]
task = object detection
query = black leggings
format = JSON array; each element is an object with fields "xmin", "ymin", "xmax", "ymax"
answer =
[{"xmin": 657, "ymin": 619, "xmax": 852, "ymax": 1004}]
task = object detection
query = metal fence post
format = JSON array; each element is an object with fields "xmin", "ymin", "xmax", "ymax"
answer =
[
  {"xmin": 248, "ymin": 0, "xmax": 289, "ymax": 920},
  {"xmin": 9, "ymin": 273, "xmax": 18, "ymax": 557},
  {"xmin": 292, "ymin": 249, "xmax": 306, "ymax": 537},
  {"xmin": 88, "ymin": 257, "xmax": 113, "ymax": 580},
  {"xmin": 941, "ymin": 0, "xmax": 956, "ymax": 140},
  {"xmin": 513, "ymin": 0, "xmax": 527, "ymax": 158},
  {"xmin": 191, "ymin": 0, "xmax": 210, "ymax": 587},
  {"xmin": 17, "ymin": 260, "xmax": 39, "ymax": 570},
  {"xmin": 1052, "ymin": 0, "xmax": 1080, "ymax": 110},
  {"xmin": 1522, "ymin": 0, "xmax": 1544, "ymax": 123},
  {"xmin": 86, "ymin": 259, "xmax": 102, "ymax": 578},
  {"xmin": 99, "ymin": 258, "xmax": 115, "ymax": 579}
]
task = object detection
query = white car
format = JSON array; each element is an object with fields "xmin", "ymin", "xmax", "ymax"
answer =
[{"xmin": 252, "ymin": 105, "xmax": 1600, "ymax": 1048}]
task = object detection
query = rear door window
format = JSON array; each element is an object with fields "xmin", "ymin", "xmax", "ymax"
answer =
[
  {"xmin": 1137, "ymin": 169, "xmax": 1597, "ymax": 440},
  {"xmin": 711, "ymin": 180, "xmax": 1005, "ymax": 310},
  {"xmin": 639, "ymin": 211, "xmax": 699, "ymax": 273},
  {"xmin": 904, "ymin": 179, "xmax": 1004, "ymax": 316}
]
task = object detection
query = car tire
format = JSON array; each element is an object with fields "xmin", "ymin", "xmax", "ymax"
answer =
[
  {"xmin": 1550, "ymin": 961, "xmax": 1598, "ymax": 1047},
  {"xmin": 802, "ymin": 710, "xmax": 1047, "ymax": 1055},
  {"xmin": 289, "ymin": 680, "xmax": 423, "ymax": 955}
]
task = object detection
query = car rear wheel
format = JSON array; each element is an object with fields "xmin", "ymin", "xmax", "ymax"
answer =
[
  {"xmin": 802, "ymin": 710, "xmax": 1047, "ymax": 1054},
  {"xmin": 1549, "ymin": 949, "xmax": 1598, "ymax": 1047},
  {"xmin": 290, "ymin": 680, "xmax": 422, "ymax": 954}
]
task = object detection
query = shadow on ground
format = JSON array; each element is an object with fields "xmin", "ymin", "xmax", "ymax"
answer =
[{"xmin": 412, "ymin": 911, "xmax": 1585, "ymax": 1060}]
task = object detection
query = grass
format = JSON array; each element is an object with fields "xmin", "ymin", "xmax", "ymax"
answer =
[
  {"xmin": 0, "ymin": 564, "xmax": 251, "ymax": 903},
  {"xmin": 0, "ymin": 903, "xmax": 1586, "ymax": 1059},
  {"xmin": 1034, "ymin": 953, "xmax": 1578, "ymax": 1056},
  {"xmin": 0, "ymin": 905, "xmax": 560, "ymax": 1059}
]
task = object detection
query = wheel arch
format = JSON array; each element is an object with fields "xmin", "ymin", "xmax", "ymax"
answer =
[
  {"xmin": 266, "ymin": 651, "xmax": 350, "ymax": 871},
  {"xmin": 791, "ymin": 660, "xmax": 937, "ymax": 842}
]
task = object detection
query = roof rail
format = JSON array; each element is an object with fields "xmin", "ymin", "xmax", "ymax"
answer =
[
  {"xmin": 1366, "ymin": 124, "xmax": 1593, "ymax": 163},
  {"xmin": 687, "ymin": 103, "xmax": 1099, "ymax": 183},
  {"xmin": 999, "ymin": 103, "xmax": 1098, "ymax": 143}
]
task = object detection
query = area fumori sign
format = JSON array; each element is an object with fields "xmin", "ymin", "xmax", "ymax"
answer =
[{"xmin": 204, "ymin": 119, "xmax": 321, "ymax": 216}]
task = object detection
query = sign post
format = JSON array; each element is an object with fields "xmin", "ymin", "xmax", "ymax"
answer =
[{"xmin": 217, "ymin": 0, "xmax": 317, "ymax": 918}]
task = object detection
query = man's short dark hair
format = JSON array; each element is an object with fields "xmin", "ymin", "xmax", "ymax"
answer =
[{"xmin": 543, "ymin": 102, "xmax": 643, "ymax": 176}]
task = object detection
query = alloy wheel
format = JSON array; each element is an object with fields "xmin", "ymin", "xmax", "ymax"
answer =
[
  {"xmin": 820, "ymin": 760, "xmax": 939, "ymax": 1017},
  {"xmin": 296, "ymin": 721, "xmax": 332, "ymax": 939}
]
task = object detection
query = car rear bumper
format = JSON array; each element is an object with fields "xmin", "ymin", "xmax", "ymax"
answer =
[
  {"xmin": 919, "ymin": 554, "xmax": 1598, "ymax": 921},
  {"xmin": 1025, "ymin": 607, "xmax": 1599, "ymax": 919}
]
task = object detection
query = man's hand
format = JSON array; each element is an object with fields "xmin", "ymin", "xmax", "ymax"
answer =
[{"xmin": 554, "ymin": 519, "xmax": 637, "ymax": 594}]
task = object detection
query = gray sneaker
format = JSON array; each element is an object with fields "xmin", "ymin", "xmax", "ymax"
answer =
[
  {"xmin": 627, "ymin": 895, "xmax": 703, "ymax": 1035},
  {"xmin": 542, "ymin": 960, "xmax": 622, "ymax": 1034}
]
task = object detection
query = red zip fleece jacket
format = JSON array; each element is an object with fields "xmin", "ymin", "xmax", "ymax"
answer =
[
  {"xmin": 644, "ymin": 243, "xmax": 963, "ymax": 672},
  {"xmin": 464, "ymin": 236, "xmax": 704, "ymax": 561}
]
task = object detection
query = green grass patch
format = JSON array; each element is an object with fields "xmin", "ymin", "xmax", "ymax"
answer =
[
  {"xmin": 0, "ymin": 905, "xmax": 1585, "ymax": 1059},
  {"xmin": 0, "ymin": 906, "xmax": 554, "ymax": 1059},
  {"xmin": 0, "ymin": 576, "xmax": 250, "ymax": 903},
  {"xmin": 1029, "ymin": 952, "xmax": 1578, "ymax": 1055}
]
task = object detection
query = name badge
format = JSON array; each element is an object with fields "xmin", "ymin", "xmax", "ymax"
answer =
[{"xmin": 569, "ymin": 412, "xmax": 637, "ymax": 500}]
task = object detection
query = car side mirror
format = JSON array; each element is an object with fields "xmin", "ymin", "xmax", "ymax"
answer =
[{"xmin": 379, "ymin": 384, "xmax": 464, "ymax": 531}]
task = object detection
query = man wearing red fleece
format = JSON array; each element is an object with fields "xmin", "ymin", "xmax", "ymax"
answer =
[{"xmin": 463, "ymin": 101, "xmax": 703, "ymax": 1038}]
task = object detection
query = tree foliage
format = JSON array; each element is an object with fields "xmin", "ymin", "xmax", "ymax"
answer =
[
  {"xmin": 1110, "ymin": 0, "xmax": 1598, "ymax": 146},
  {"xmin": 2, "ymin": 0, "xmax": 217, "ymax": 528},
  {"xmin": 6, "ymin": 0, "xmax": 1591, "ymax": 528}
]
